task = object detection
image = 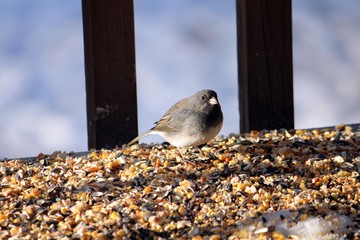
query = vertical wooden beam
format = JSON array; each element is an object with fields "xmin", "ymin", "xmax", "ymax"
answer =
[
  {"xmin": 237, "ymin": 0, "xmax": 294, "ymax": 132},
  {"xmin": 82, "ymin": 0, "xmax": 138, "ymax": 149}
]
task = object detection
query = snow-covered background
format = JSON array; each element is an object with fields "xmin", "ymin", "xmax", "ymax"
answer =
[{"xmin": 0, "ymin": 0, "xmax": 359, "ymax": 159}]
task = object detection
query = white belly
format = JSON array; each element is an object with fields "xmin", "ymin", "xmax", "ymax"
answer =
[{"xmin": 157, "ymin": 121, "xmax": 223, "ymax": 148}]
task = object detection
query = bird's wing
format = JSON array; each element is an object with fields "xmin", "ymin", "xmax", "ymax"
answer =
[{"xmin": 153, "ymin": 99, "xmax": 195, "ymax": 133}]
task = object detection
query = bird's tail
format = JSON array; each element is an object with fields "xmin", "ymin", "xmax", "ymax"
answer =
[{"xmin": 127, "ymin": 130, "xmax": 153, "ymax": 146}]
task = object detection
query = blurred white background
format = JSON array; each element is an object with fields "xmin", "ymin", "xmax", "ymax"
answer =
[{"xmin": 0, "ymin": 0, "xmax": 359, "ymax": 159}]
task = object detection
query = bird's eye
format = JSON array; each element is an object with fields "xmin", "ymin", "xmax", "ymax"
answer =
[{"xmin": 201, "ymin": 95, "xmax": 205, "ymax": 100}]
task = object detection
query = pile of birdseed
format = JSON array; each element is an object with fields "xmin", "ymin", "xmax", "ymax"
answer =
[{"xmin": 0, "ymin": 125, "xmax": 359, "ymax": 239}]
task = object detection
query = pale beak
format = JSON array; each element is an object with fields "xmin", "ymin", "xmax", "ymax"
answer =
[{"xmin": 208, "ymin": 96, "xmax": 218, "ymax": 105}]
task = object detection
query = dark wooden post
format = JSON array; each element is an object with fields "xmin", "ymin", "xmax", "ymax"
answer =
[
  {"xmin": 237, "ymin": 0, "xmax": 294, "ymax": 132},
  {"xmin": 82, "ymin": 0, "xmax": 138, "ymax": 149}
]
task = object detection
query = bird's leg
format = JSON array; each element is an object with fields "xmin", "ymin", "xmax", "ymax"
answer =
[
  {"xmin": 195, "ymin": 143, "xmax": 210, "ymax": 159},
  {"xmin": 176, "ymin": 147, "xmax": 186, "ymax": 159},
  {"xmin": 196, "ymin": 146, "xmax": 207, "ymax": 159},
  {"xmin": 176, "ymin": 147, "xmax": 196, "ymax": 167}
]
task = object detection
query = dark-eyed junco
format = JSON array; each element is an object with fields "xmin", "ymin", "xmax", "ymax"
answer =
[{"xmin": 128, "ymin": 89, "xmax": 223, "ymax": 151}]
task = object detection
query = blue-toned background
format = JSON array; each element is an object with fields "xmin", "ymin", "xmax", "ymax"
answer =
[{"xmin": 1, "ymin": 0, "xmax": 359, "ymax": 158}]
